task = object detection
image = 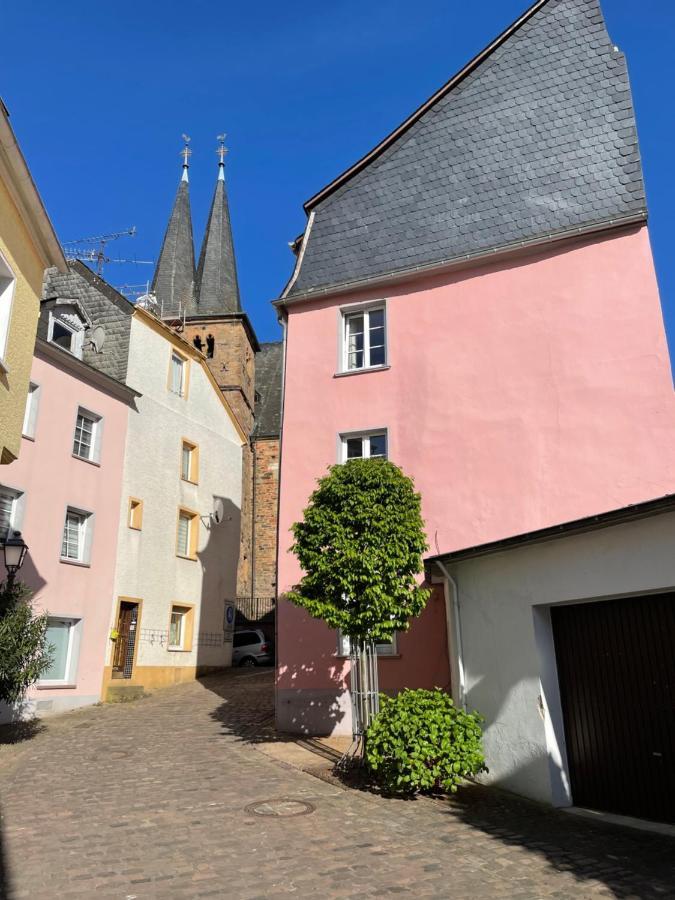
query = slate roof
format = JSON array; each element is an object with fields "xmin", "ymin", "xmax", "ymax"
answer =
[
  {"xmin": 285, "ymin": 0, "xmax": 646, "ymax": 299},
  {"xmin": 193, "ymin": 168, "xmax": 241, "ymax": 316},
  {"xmin": 253, "ymin": 341, "xmax": 283, "ymax": 438},
  {"xmin": 152, "ymin": 175, "xmax": 196, "ymax": 317},
  {"xmin": 40, "ymin": 260, "xmax": 134, "ymax": 383}
]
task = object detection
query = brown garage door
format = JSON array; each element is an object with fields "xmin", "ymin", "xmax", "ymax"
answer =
[{"xmin": 551, "ymin": 592, "xmax": 675, "ymax": 824}]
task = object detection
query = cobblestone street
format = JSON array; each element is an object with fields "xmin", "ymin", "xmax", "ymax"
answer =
[{"xmin": 0, "ymin": 670, "xmax": 673, "ymax": 899}]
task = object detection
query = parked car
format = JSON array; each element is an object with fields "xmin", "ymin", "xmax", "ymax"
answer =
[{"xmin": 232, "ymin": 628, "xmax": 273, "ymax": 667}]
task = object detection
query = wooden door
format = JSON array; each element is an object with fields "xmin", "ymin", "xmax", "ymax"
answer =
[
  {"xmin": 552, "ymin": 593, "xmax": 675, "ymax": 823},
  {"xmin": 112, "ymin": 602, "xmax": 139, "ymax": 679}
]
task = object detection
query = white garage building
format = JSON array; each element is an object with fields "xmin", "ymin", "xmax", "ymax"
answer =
[{"xmin": 427, "ymin": 495, "xmax": 675, "ymax": 825}]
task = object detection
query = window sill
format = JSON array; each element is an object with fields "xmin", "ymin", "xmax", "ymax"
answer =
[
  {"xmin": 334, "ymin": 365, "xmax": 390, "ymax": 379},
  {"xmin": 59, "ymin": 558, "xmax": 91, "ymax": 568},
  {"xmin": 22, "ymin": 433, "xmax": 35, "ymax": 442},
  {"xmin": 72, "ymin": 453, "xmax": 101, "ymax": 468},
  {"xmin": 128, "ymin": 525, "xmax": 142, "ymax": 532},
  {"xmin": 175, "ymin": 553, "xmax": 197, "ymax": 562},
  {"xmin": 36, "ymin": 683, "xmax": 77, "ymax": 690},
  {"xmin": 180, "ymin": 477, "xmax": 199, "ymax": 486},
  {"xmin": 167, "ymin": 647, "xmax": 191, "ymax": 653}
]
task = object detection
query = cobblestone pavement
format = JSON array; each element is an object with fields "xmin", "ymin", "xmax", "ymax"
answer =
[{"xmin": 0, "ymin": 670, "xmax": 673, "ymax": 899}]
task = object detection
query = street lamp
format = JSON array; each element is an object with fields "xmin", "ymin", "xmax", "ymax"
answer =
[{"xmin": 2, "ymin": 530, "xmax": 28, "ymax": 587}]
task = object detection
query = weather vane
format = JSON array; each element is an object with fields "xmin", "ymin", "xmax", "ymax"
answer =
[
  {"xmin": 216, "ymin": 133, "xmax": 228, "ymax": 166},
  {"xmin": 181, "ymin": 134, "xmax": 192, "ymax": 169}
]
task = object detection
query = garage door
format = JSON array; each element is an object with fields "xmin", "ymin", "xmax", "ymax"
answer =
[{"xmin": 551, "ymin": 592, "xmax": 675, "ymax": 824}]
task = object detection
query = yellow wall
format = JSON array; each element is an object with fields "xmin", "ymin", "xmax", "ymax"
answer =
[
  {"xmin": 101, "ymin": 664, "xmax": 226, "ymax": 699},
  {"xmin": 0, "ymin": 176, "xmax": 45, "ymax": 464}
]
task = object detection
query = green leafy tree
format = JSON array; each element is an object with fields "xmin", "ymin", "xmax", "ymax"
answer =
[
  {"xmin": 0, "ymin": 580, "xmax": 51, "ymax": 705},
  {"xmin": 287, "ymin": 458, "xmax": 431, "ymax": 641}
]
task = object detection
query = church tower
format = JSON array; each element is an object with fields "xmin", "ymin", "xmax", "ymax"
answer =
[
  {"xmin": 182, "ymin": 137, "xmax": 259, "ymax": 438},
  {"xmin": 151, "ymin": 138, "xmax": 196, "ymax": 319}
]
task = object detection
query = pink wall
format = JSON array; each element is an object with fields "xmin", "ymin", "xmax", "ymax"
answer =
[
  {"xmin": 2, "ymin": 350, "xmax": 129, "ymax": 710},
  {"xmin": 277, "ymin": 226, "xmax": 675, "ymax": 731}
]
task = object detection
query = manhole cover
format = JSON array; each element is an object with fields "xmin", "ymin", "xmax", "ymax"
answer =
[{"xmin": 245, "ymin": 798, "xmax": 315, "ymax": 818}]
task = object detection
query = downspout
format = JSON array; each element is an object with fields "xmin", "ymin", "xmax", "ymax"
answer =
[
  {"xmin": 273, "ymin": 309, "xmax": 289, "ymax": 724},
  {"xmin": 435, "ymin": 560, "xmax": 467, "ymax": 711}
]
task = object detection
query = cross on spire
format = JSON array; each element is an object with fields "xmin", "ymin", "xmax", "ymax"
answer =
[
  {"xmin": 180, "ymin": 134, "xmax": 192, "ymax": 181},
  {"xmin": 216, "ymin": 134, "xmax": 228, "ymax": 180}
]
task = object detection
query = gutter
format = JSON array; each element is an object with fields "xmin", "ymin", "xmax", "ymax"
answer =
[
  {"xmin": 274, "ymin": 213, "xmax": 646, "ymax": 310},
  {"xmin": 433, "ymin": 560, "xmax": 467, "ymax": 711}
]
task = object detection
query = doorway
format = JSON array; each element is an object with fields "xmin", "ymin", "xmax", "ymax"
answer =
[
  {"xmin": 552, "ymin": 592, "xmax": 675, "ymax": 823},
  {"xmin": 112, "ymin": 600, "xmax": 140, "ymax": 679}
]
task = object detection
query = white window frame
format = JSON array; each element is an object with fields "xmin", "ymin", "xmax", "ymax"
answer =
[
  {"xmin": 39, "ymin": 617, "xmax": 82, "ymax": 687},
  {"xmin": 0, "ymin": 249, "xmax": 16, "ymax": 371},
  {"xmin": 168, "ymin": 607, "xmax": 186, "ymax": 650},
  {"xmin": 337, "ymin": 631, "xmax": 398, "ymax": 657},
  {"xmin": 0, "ymin": 484, "xmax": 25, "ymax": 542},
  {"xmin": 339, "ymin": 429, "xmax": 388, "ymax": 463},
  {"xmin": 47, "ymin": 310, "xmax": 85, "ymax": 359},
  {"xmin": 22, "ymin": 382, "xmax": 41, "ymax": 439},
  {"xmin": 170, "ymin": 351, "xmax": 186, "ymax": 397},
  {"xmin": 72, "ymin": 407, "xmax": 103, "ymax": 464},
  {"xmin": 60, "ymin": 507, "xmax": 93, "ymax": 565},
  {"xmin": 340, "ymin": 302, "xmax": 387, "ymax": 373}
]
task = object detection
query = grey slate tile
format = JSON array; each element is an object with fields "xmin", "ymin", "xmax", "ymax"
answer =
[{"xmin": 287, "ymin": 0, "xmax": 646, "ymax": 298}]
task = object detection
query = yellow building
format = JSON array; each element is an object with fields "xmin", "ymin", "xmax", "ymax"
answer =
[{"xmin": 0, "ymin": 99, "xmax": 65, "ymax": 464}]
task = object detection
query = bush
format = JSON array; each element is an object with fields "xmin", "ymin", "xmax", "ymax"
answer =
[
  {"xmin": 365, "ymin": 688, "xmax": 487, "ymax": 794},
  {"xmin": 0, "ymin": 580, "xmax": 51, "ymax": 705}
]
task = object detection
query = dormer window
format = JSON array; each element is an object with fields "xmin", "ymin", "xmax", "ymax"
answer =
[{"xmin": 48, "ymin": 301, "xmax": 89, "ymax": 359}]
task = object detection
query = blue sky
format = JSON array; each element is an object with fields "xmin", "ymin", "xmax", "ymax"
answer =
[{"xmin": 3, "ymin": 1, "xmax": 675, "ymax": 348}]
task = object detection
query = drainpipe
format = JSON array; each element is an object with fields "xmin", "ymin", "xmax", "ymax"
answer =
[{"xmin": 435, "ymin": 560, "xmax": 467, "ymax": 711}]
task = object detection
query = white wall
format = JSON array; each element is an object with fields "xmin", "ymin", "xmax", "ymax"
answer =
[
  {"xmin": 446, "ymin": 510, "xmax": 675, "ymax": 806},
  {"xmin": 110, "ymin": 316, "xmax": 242, "ymax": 674}
]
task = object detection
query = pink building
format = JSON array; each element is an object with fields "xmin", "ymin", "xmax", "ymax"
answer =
[
  {"xmin": 0, "ymin": 310, "xmax": 136, "ymax": 719},
  {"xmin": 274, "ymin": 0, "xmax": 675, "ymax": 734}
]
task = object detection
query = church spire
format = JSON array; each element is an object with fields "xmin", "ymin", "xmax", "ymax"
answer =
[
  {"xmin": 151, "ymin": 135, "xmax": 196, "ymax": 318},
  {"xmin": 194, "ymin": 134, "xmax": 241, "ymax": 316}
]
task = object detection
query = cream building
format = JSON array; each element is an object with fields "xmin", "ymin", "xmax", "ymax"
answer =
[{"xmin": 104, "ymin": 306, "xmax": 245, "ymax": 697}]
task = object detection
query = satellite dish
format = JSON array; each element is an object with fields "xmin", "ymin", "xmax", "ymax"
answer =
[
  {"xmin": 90, "ymin": 325, "xmax": 106, "ymax": 353},
  {"xmin": 212, "ymin": 498, "xmax": 225, "ymax": 525}
]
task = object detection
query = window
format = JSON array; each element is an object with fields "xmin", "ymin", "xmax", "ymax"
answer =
[
  {"xmin": 72, "ymin": 408, "xmax": 102, "ymax": 462},
  {"xmin": 61, "ymin": 508, "xmax": 92, "ymax": 564},
  {"xmin": 168, "ymin": 604, "xmax": 194, "ymax": 651},
  {"xmin": 343, "ymin": 306, "xmax": 386, "ymax": 371},
  {"xmin": 47, "ymin": 308, "xmax": 85, "ymax": 358},
  {"xmin": 0, "ymin": 250, "xmax": 16, "ymax": 369},
  {"xmin": 169, "ymin": 350, "xmax": 188, "ymax": 397},
  {"xmin": 341, "ymin": 431, "xmax": 387, "ymax": 462},
  {"xmin": 181, "ymin": 440, "xmax": 199, "ymax": 483},
  {"xmin": 40, "ymin": 618, "xmax": 80, "ymax": 685},
  {"xmin": 337, "ymin": 632, "xmax": 397, "ymax": 657},
  {"xmin": 22, "ymin": 383, "xmax": 40, "ymax": 439},
  {"xmin": 0, "ymin": 486, "xmax": 23, "ymax": 542},
  {"xmin": 176, "ymin": 508, "xmax": 198, "ymax": 559},
  {"xmin": 128, "ymin": 498, "xmax": 143, "ymax": 530}
]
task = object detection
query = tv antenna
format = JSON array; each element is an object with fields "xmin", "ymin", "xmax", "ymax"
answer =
[{"xmin": 63, "ymin": 226, "xmax": 154, "ymax": 275}]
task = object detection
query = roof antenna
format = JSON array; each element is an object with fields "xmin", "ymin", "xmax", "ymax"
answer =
[
  {"xmin": 181, "ymin": 134, "xmax": 192, "ymax": 182},
  {"xmin": 216, "ymin": 133, "xmax": 228, "ymax": 181}
]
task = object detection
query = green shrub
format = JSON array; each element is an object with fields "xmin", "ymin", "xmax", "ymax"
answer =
[{"xmin": 365, "ymin": 688, "xmax": 487, "ymax": 794}]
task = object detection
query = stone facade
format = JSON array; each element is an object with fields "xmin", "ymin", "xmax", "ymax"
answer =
[{"xmin": 252, "ymin": 437, "xmax": 280, "ymax": 598}]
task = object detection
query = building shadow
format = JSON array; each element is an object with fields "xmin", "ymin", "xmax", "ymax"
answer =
[
  {"xmin": 441, "ymin": 767, "xmax": 675, "ymax": 899},
  {"xmin": 194, "ymin": 495, "xmax": 241, "ymax": 677}
]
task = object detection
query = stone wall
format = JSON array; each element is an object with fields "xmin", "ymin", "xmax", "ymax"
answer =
[{"xmin": 252, "ymin": 437, "xmax": 280, "ymax": 598}]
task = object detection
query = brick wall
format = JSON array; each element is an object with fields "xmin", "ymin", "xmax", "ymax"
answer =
[{"xmin": 251, "ymin": 437, "xmax": 280, "ymax": 598}]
